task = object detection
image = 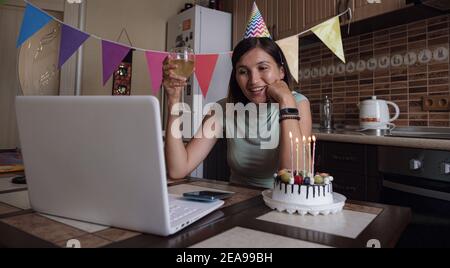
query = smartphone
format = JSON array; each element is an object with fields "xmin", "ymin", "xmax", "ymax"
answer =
[{"xmin": 182, "ymin": 191, "xmax": 233, "ymax": 202}]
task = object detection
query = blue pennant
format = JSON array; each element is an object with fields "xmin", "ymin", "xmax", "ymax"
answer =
[{"xmin": 17, "ymin": 4, "xmax": 53, "ymax": 48}]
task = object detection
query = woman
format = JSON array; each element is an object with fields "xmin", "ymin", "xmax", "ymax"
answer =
[{"xmin": 163, "ymin": 37, "xmax": 312, "ymax": 188}]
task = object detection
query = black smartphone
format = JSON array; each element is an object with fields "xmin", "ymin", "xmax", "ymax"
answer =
[{"xmin": 182, "ymin": 191, "xmax": 233, "ymax": 202}]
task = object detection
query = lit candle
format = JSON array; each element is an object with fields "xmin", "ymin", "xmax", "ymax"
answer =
[
  {"xmin": 312, "ymin": 135, "xmax": 316, "ymax": 176},
  {"xmin": 308, "ymin": 137, "xmax": 312, "ymax": 176},
  {"xmin": 302, "ymin": 136, "xmax": 306, "ymax": 176},
  {"xmin": 296, "ymin": 138, "xmax": 299, "ymax": 175},
  {"xmin": 289, "ymin": 132, "xmax": 294, "ymax": 178}
]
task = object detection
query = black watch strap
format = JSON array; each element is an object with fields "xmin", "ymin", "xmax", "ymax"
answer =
[{"xmin": 279, "ymin": 108, "xmax": 299, "ymax": 116}]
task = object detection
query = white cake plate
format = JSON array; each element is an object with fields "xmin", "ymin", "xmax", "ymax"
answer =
[{"xmin": 262, "ymin": 190, "xmax": 346, "ymax": 216}]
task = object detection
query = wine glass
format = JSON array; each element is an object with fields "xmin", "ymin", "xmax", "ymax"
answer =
[
  {"xmin": 168, "ymin": 47, "xmax": 195, "ymax": 111},
  {"xmin": 168, "ymin": 47, "xmax": 195, "ymax": 78}
]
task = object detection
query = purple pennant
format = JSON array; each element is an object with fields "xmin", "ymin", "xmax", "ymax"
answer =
[
  {"xmin": 58, "ymin": 24, "xmax": 90, "ymax": 68},
  {"xmin": 101, "ymin": 40, "xmax": 131, "ymax": 85}
]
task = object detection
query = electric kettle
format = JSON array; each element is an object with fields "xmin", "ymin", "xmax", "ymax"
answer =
[{"xmin": 359, "ymin": 96, "xmax": 400, "ymax": 130}]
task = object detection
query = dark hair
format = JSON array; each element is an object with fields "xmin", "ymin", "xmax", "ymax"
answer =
[{"xmin": 227, "ymin": 37, "xmax": 293, "ymax": 104}]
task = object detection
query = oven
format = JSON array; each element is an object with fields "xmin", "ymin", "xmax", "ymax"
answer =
[{"xmin": 378, "ymin": 146, "xmax": 450, "ymax": 248}]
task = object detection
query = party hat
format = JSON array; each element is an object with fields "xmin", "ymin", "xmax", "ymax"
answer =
[{"xmin": 244, "ymin": 2, "xmax": 271, "ymax": 39}]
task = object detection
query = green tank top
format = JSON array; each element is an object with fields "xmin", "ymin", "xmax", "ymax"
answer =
[{"xmin": 218, "ymin": 92, "xmax": 308, "ymax": 189}]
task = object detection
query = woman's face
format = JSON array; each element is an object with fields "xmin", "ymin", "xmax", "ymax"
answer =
[{"xmin": 236, "ymin": 47, "xmax": 285, "ymax": 104}]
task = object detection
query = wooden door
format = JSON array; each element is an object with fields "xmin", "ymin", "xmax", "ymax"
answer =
[
  {"xmin": 304, "ymin": 0, "xmax": 337, "ymax": 30},
  {"xmin": 275, "ymin": 0, "xmax": 303, "ymax": 40},
  {"xmin": 352, "ymin": 0, "xmax": 405, "ymax": 22}
]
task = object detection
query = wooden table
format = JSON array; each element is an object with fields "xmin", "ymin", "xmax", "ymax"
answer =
[{"xmin": 0, "ymin": 177, "xmax": 411, "ymax": 248}]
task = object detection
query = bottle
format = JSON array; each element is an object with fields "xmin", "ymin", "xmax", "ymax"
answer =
[
  {"xmin": 208, "ymin": 0, "xmax": 216, "ymax": 9},
  {"xmin": 320, "ymin": 96, "xmax": 333, "ymax": 130}
]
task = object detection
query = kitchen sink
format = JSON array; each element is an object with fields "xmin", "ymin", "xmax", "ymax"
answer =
[
  {"xmin": 388, "ymin": 127, "xmax": 450, "ymax": 140},
  {"xmin": 313, "ymin": 126, "xmax": 450, "ymax": 140}
]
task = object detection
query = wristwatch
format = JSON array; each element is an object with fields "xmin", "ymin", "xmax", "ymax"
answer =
[{"xmin": 279, "ymin": 108, "xmax": 299, "ymax": 117}]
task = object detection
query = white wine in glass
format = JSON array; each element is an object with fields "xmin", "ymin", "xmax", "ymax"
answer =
[{"xmin": 169, "ymin": 47, "xmax": 195, "ymax": 78}]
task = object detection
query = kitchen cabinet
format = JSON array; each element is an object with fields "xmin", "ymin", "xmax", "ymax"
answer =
[
  {"xmin": 316, "ymin": 141, "xmax": 381, "ymax": 202},
  {"xmin": 228, "ymin": 0, "xmax": 409, "ymax": 46},
  {"xmin": 274, "ymin": 0, "xmax": 304, "ymax": 40},
  {"xmin": 337, "ymin": 0, "xmax": 406, "ymax": 22},
  {"xmin": 304, "ymin": 0, "xmax": 337, "ymax": 30}
]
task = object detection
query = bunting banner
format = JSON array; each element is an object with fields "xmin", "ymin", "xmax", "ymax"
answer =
[
  {"xmin": 58, "ymin": 24, "xmax": 90, "ymax": 68},
  {"xmin": 276, "ymin": 35, "xmax": 299, "ymax": 83},
  {"xmin": 145, "ymin": 51, "xmax": 168, "ymax": 95},
  {"xmin": 15, "ymin": 0, "xmax": 348, "ymax": 96},
  {"xmin": 17, "ymin": 3, "xmax": 53, "ymax": 48},
  {"xmin": 310, "ymin": 16, "xmax": 346, "ymax": 63},
  {"xmin": 102, "ymin": 40, "xmax": 131, "ymax": 85},
  {"xmin": 195, "ymin": 54, "xmax": 219, "ymax": 98}
]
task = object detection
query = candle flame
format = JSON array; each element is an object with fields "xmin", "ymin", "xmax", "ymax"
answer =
[
  {"xmin": 308, "ymin": 137, "xmax": 311, "ymax": 142},
  {"xmin": 289, "ymin": 132, "xmax": 292, "ymax": 138},
  {"xmin": 302, "ymin": 136, "xmax": 306, "ymax": 142},
  {"xmin": 296, "ymin": 138, "xmax": 299, "ymax": 143},
  {"xmin": 312, "ymin": 135, "xmax": 316, "ymax": 142}
]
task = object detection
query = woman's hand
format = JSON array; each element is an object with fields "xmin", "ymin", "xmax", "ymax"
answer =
[
  {"xmin": 162, "ymin": 57, "xmax": 188, "ymax": 103},
  {"xmin": 266, "ymin": 80, "xmax": 296, "ymax": 108}
]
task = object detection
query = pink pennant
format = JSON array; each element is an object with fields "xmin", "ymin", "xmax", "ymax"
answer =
[
  {"xmin": 102, "ymin": 40, "xmax": 131, "ymax": 85},
  {"xmin": 145, "ymin": 51, "xmax": 168, "ymax": 95},
  {"xmin": 194, "ymin": 54, "xmax": 219, "ymax": 98}
]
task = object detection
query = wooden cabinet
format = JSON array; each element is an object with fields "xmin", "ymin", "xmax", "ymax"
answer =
[
  {"xmin": 228, "ymin": 0, "xmax": 408, "ymax": 46},
  {"xmin": 316, "ymin": 141, "xmax": 382, "ymax": 202},
  {"xmin": 337, "ymin": 0, "xmax": 406, "ymax": 22},
  {"xmin": 304, "ymin": 0, "xmax": 337, "ymax": 30},
  {"xmin": 273, "ymin": 0, "xmax": 304, "ymax": 40}
]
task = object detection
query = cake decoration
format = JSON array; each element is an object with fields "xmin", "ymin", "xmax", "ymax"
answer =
[{"xmin": 263, "ymin": 135, "xmax": 346, "ymax": 216}]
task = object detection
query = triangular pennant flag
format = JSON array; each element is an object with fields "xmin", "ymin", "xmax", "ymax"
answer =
[
  {"xmin": 145, "ymin": 51, "xmax": 168, "ymax": 95},
  {"xmin": 17, "ymin": 4, "xmax": 53, "ymax": 47},
  {"xmin": 244, "ymin": 2, "xmax": 271, "ymax": 39},
  {"xmin": 276, "ymin": 35, "xmax": 299, "ymax": 83},
  {"xmin": 101, "ymin": 40, "xmax": 131, "ymax": 85},
  {"xmin": 194, "ymin": 54, "xmax": 219, "ymax": 98},
  {"xmin": 311, "ymin": 16, "xmax": 346, "ymax": 63},
  {"xmin": 58, "ymin": 24, "xmax": 90, "ymax": 68}
]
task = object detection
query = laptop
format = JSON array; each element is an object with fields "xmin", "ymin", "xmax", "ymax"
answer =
[{"xmin": 15, "ymin": 96, "xmax": 224, "ymax": 236}]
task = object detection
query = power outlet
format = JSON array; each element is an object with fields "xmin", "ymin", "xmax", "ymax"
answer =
[{"xmin": 423, "ymin": 95, "xmax": 450, "ymax": 111}]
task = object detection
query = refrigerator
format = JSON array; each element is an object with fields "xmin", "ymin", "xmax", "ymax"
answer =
[{"xmin": 164, "ymin": 6, "xmax": 232, "ymax": 178}]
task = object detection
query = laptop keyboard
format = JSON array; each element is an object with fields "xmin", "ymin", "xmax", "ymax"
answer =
[{"xmin": 169, "ymin": 203, "xmax": 199, "ymax": 222}]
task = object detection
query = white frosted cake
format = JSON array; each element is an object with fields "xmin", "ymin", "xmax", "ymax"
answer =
[{"xmin": 271, "ymin": 171, "xmax": 334, "ymax": 206}]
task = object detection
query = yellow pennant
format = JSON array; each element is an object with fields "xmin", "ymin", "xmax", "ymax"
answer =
[
  {"xmin": 276, "ymin": 35, "xmax": 299, "ymax": 83},
  {"xmin": 311, "ymin": 16, "xmax": 346, "ymax": 63}
]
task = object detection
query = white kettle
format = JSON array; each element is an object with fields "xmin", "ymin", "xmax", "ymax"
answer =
[{"xmin": 359, "ymin": 96, "xmax": 400, "ymax": 130}]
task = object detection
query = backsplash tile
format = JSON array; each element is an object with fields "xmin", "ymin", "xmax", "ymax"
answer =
[{"xmin": 298, "ymin": 15, "xmax": 450, "ymax": 128}]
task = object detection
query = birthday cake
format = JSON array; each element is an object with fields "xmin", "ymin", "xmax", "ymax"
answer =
[
  {"xmin": 272, "ymin": 170, "xmax": 334, "ymax": 206},
  {"xmin": 262, "ymin": 135, "xmax": 346, "ymax": 216},
  {"xmin": 262, "ymin": 170, "xmax": 346, "ymax": 216}
]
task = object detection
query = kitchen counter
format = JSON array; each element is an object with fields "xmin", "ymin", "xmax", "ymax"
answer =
[
  {"xmin": 0, "ymin": 177, "xmax": 411, "ymax": 248},
  {"xmin": 313, "ymin": 128, "xmax": 450, "ymax": 151}
]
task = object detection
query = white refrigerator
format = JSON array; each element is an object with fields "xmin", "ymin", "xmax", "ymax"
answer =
[{"xmin": 164, "ymin": 6, "xmax": 232, "ymax": 178}]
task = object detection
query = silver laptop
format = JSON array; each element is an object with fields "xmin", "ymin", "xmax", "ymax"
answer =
[{"xmin": 15, "ymin": 96, "xmax": 224, "ymax": 236}]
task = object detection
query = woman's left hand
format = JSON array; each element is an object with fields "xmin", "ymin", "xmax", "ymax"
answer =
[{"xmin": 266, "ymin": 80, "xmax": 296, "ymax": 107}]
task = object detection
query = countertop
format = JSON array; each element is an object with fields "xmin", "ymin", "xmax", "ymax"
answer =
[
  {"xmin": 313, "ymin": 128, "xmax": 450, "ymax": 151},
  {"xmin": 0, "ymin": 177, "xmax": 411, "ymax": 248}
]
